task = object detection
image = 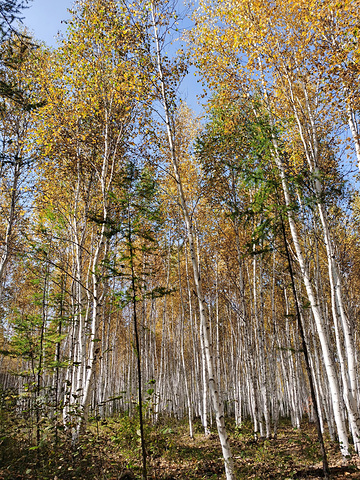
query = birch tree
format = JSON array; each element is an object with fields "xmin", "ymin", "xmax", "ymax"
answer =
[
  {"xmin": 192, "ymin": 0, "xmax": 358, "ymax": 456},
  {"xmin": 129, "ymin": 1, "xmax": 236, "ymax": 476},
  {"xmin": 32, "ymin": 0, "xmax": 144, "ymax": 439}
]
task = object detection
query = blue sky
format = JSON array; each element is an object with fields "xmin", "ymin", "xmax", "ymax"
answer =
[{"xmin": 22, "ymin": 0, "xmax": 73, "ymax": 46}]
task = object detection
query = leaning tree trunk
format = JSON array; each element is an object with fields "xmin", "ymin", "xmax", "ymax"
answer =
[{"xmin": 149, "ymin": 4, "xmax": 235, "ymax": 477}]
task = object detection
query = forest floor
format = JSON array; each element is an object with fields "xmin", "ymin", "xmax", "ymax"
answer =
[{"xmin": 1, "ymin": 415, "xmax": 360, "ymax": 479}]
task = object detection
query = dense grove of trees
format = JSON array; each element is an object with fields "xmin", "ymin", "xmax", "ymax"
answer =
[{"xmin": 0, "ymin": 0, "xmax": 360, "ymax": 478}]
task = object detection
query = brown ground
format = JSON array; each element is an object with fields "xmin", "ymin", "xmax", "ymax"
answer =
[{"xmin": 1, "ymin": 418, "xmax": 360, "ymax": 479}]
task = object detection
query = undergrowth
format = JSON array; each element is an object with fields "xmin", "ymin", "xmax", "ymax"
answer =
[{"xmin": 1, "ymin": 405, "xmax": 360, "ymax": 479}]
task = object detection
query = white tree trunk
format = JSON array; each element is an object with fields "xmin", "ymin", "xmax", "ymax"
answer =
[{"xmin": 149, "ymin": 4, "xmax": 234, "ymax": 476}]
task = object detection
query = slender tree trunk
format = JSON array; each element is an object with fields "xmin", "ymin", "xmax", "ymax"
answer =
[
  {"xmin": 280, "ymin": 215, "xmax": 330, "ymax": 479},
  {"xmin": 257, "ymin": 55, "xmax": 351, "ymax": 456},
  {"xmin": 149, "ymin": 4, "xmax": 234, "ymax": 476}
]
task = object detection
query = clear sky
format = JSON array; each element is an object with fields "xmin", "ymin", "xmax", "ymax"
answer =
[{"xmin": 22, "ymin": 0, "xmax": 74, "ymax": 46}]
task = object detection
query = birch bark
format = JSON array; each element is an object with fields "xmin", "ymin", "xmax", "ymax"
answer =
[{"xmin": 149, "ymin": 3, "xmax": 234, "ymax": 476}]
